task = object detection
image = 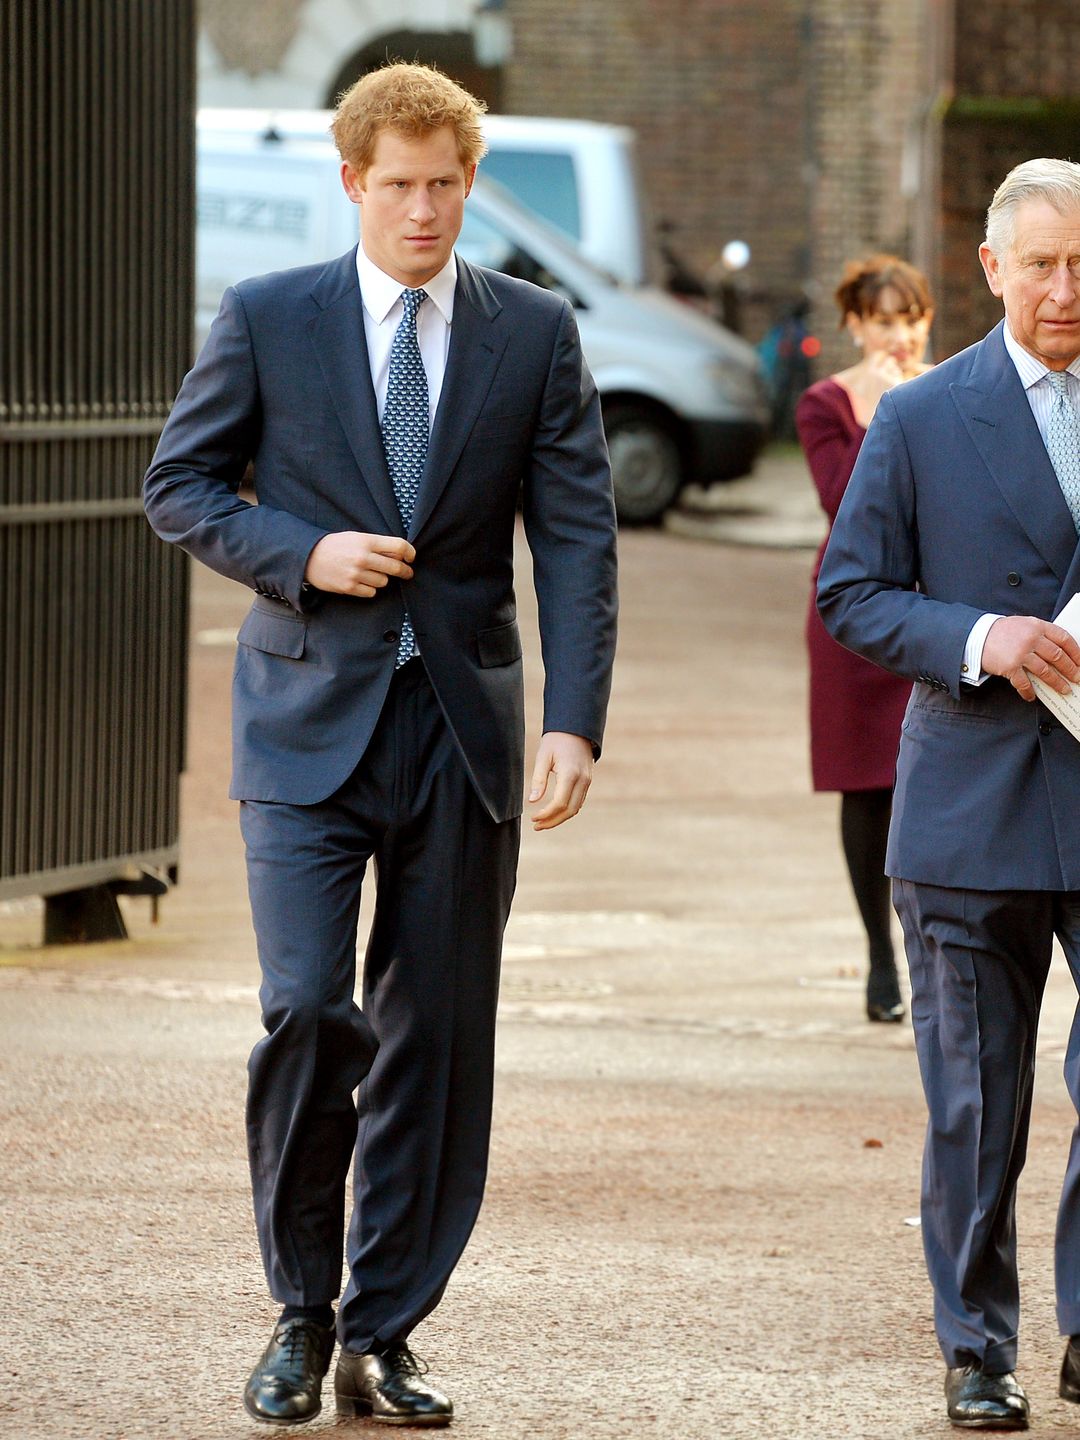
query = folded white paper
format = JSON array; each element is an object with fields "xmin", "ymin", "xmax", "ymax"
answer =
[{"xmin": 1026, "ymin": 591, "xmax": 1080, "ymax": 742}]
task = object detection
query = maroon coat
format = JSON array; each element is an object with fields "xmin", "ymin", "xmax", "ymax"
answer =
[{"xmin": 796, "ymin": 377, "xmax": 911, "ymax": 792}]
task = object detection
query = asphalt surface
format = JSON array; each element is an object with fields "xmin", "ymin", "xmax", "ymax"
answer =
[{"xmin": 4, "ymin": 451, "xmax": 1080, "ymax": 1438}]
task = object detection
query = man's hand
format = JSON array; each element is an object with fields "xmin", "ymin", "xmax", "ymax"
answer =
[
  {"xmin": 304, "ymin": 532, "xmax": 415, "ymax": 597},
  {"xmin": 528, "ymin": 732, "xmax": 593, "ymax": 831},
  {"xmin": 981, "ymin": 614, "xmax": 1080, "ymax": 700}
]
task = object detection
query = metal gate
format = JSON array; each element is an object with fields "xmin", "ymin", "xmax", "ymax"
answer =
[{"xmin": 0, "ymin": 0, "xmax": 195, "ymax": 914}]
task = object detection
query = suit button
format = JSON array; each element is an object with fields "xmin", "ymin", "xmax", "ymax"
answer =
[
  {"xmin": 1040, "ymin": 721, "xmax": 1053, "ymax": 736},
  {"xmin": 1007, "ymin": 572, "xmax": 1021, "ymax": 586},
  {"xmin": 383, "ymin": 630, "xmax": 398, "ymax": 644}
]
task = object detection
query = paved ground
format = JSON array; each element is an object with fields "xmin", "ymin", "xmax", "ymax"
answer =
[{"xmin": 4, "ymin": 452, "xmax": 1080, "ymax": 1438}]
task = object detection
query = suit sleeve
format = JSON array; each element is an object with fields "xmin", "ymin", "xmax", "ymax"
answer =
[
  {"xmin": 143, "ymin": 286, "xmax": 328, "ymax": 610},
  {"xmin": 816, "ymin": 390, "xmax": 984, "ymax": 700},
  {"xmin": 521, "ymin": 300, "xmax": 618, "ymax": 756}
]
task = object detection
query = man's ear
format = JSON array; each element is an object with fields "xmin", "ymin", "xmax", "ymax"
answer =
[
  {"xmin": 341, "ymin": 161, "xmax": 364, "ymax": 205},
  {"xmin": 464, "ymin": 163, "xmax": 477, "ymax": 199},
  {"xmin": 979, "ymin": 242, "xmax": 1005, "ymax": 298}
]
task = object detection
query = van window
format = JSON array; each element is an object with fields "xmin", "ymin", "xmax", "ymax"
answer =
[
  {"xmin": 479, "ymin": 151, "xmax": 581, "ymax": 242},
  {"xmin": 457, "ymin": 205, "xmax": 582, "ymax": 308}
]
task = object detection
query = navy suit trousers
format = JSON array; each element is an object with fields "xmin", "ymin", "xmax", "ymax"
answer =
[
  {"xmin": 894, "ymin": 880, "xmax": 1080, "ymax": 1370},
  {"xmin": 240, "ymin": 660, "xmax": 521, "ymax": 1352}
]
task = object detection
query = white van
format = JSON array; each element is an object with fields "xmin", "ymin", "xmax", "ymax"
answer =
[
  {"xmin": 195, "ymin": 111, "xmax": 769, "ymax": 521},
  {"xmin": 198, "ymin": 108, "xmax": 656, "ymax": 288},
  {"xmin": 478, "ymin": 114, "xmax": 656, "ymax": 286}
]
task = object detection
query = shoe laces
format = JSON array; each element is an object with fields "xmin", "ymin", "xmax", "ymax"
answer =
[
  {"xmin": 277, "ymin": 1319, "xmax": 327, "ymax": 1373},
  {"xmin": 383, "ymin": 1340, "xmax": 428, "ymax": 1378}
]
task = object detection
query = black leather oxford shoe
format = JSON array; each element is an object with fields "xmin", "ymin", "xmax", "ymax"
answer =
[
  {"xmin": 243, "ymin": 1317, "xmax": 335, "ymax": 1425},
  {"xmin": 335, "ymin": 1340, "xmax": 452, "ymax": 1426},
  {"xmin": 945, "ymin": 1364, "xmax": 1029, "ymax": 1430},
  {"xmin": 1060, "ymin": 1337, "xmax": 1080, "ymax": 1402}
]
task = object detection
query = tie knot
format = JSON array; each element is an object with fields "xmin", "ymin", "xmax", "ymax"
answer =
[
  {"xmin": 400, "ymin": 288, "xmax": 427, "ymax": 322},
  {"xmin": 1048, "ymin": 370, "xmax": 1072, "ymax": 401}
]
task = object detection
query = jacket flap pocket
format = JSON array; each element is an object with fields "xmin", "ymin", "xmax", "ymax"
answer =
[
  {"xmin": 237, "ymin": 607, "xmax": 306, "ymax": 659},
  {"xmin": 477, "ymin": 619, "xmax": 522, "ymax": 668}
]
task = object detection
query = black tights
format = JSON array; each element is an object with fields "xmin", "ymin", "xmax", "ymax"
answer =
[{"xmin": 839, "ymin": 787, "xmax": 896, "ymax": 980}]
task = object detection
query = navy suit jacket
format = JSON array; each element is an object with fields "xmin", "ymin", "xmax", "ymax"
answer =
[
  {"xmin": 818, "ymin": 321, "xmax": 1080, "ymax": 890},
  {"xmin": 144, "ymin": 250, "xmax": 617, "ymax": 822}
]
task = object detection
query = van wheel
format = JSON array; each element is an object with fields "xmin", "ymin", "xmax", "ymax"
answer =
[{"xmin": 602, "ymin": 403, "xmax": 684, "ymax": 524}]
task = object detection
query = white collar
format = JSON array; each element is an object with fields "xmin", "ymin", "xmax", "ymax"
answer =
[
  {"xmin": 1001, "ymin": 317, "xmax": 1080, "ymax": 390},
  {"xmin": 355, "ymin": 244, "xmax": 457, "ymax": 326}
]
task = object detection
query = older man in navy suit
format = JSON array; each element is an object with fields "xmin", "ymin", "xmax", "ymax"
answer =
[
  {"xmin": 818, "ymin": 159, "xmax": 1080, "ymax": 1430},
  {"xmin": 144, "ymin": 63, "xmax": 616, "ymax": 1428}
]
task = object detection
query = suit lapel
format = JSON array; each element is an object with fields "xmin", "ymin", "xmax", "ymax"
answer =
[
  {"xmin": 1055, "ymin": 507, "xmax": 1080, "ymax": 614},
  {"xmin": 408, "ymin": 258, "xmax": 509, "ymax": 540},
  {"xmin": 307, "ymin": 248, "xmax": 402, "ymax": 536},
  {"xmin": 950, "ymin": 321, "xmax": 1078, "ymax": 588}
]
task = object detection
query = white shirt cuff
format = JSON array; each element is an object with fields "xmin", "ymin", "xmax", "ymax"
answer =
[{"xmin": 961, "ymin": 613, "xmax": 1003, "ymax": 686}]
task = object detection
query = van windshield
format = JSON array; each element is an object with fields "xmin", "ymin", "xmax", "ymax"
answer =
[{"xmin": 479, "ymin": 151, "xmax": 581, "ymax": 243}]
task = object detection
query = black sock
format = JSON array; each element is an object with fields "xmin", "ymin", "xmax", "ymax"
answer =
[{"xmin": 280, "ymin": 1303, "xmax": 334, "ymax": 1328}]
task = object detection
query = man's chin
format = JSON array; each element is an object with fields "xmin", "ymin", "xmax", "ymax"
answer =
[{"xmin": 398, "ymin": 247, "xmax": 447, "ymax": 282}]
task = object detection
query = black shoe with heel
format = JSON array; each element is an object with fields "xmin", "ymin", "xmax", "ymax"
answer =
[
  {"xmin": 866, "ymin": 956, "xmax": 905, "ymax": 1023},
  {"xmin": 243, "ymin": 1317, "xmax": 335, "ymax": 1425},
  {"xmin": 945, "ymin": 1364, "xmax": 1028, "ymax": 1430},
  {"xmin": 335, "ymin": 1339, "xmax": 452, "ymax": 1426},
  {"xmin": 1060, "ymin": 1337, "xmax": 1080, "ymax": 1402}
]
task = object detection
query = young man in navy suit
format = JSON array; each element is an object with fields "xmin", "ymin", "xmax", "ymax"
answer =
[
  {"xmin": 145, "ymin": 63, "xmax": 617, "ymax": 1427},
  {"xmin": 819, "ymin": 159, "xmax": 1080, "ymax": 1430}
]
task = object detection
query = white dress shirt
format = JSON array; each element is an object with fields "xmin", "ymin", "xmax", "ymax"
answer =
[
  {"xmin": 961, "ymin": 324, "xmax": 1080, "ymax": 684},
  {"xmin": 354, "ymin": 242, "xmax": 457, "ymax": 429},
  {"xmin": 352, "ymin": 245, "xmax": 456, "ymax": 660}
]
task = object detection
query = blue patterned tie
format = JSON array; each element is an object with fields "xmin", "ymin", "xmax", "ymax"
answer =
[
  {"xmin": 381, "ymin": 287, "xmax": 428, "ymax": 666},
  {"xmin": 1046, "ymin": 370, "xmax": 1080, "ymax": 534}
]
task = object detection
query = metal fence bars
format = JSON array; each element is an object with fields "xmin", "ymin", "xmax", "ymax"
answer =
[{"xmin": 0, "ymin": 0, "xmax": 195, "ymax": 933}]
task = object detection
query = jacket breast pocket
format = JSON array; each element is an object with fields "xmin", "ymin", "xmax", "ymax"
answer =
[
  {"xmin": 237, "ymin": 605, "xmax": 306, "ymax": 659},
  {"xmin": 476, "ymin": 619, "xmax": 522, "ymax": 668}
]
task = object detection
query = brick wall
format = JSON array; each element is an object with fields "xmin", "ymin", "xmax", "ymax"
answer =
[
  {"xmin": 936, "ymin": 0, "xmax": 1080, "ymax": 359},
  {"xmin": 502, "ymin": 0, "xmax": 810, "ymax": 345},
  {"xmin": 201, "ymin": 0, "xmax": 1080, "ymax": 384},
  {"xmin": 803, "ymin": 0, "xmax": 930, "ymax": 373},
  {"xmin": 503, "ymin": 0, "xmax": 938, "ymax": 374},
  {"xmin": 953, "ymin": 0, "xmax": 1080, "ymax": 101}
]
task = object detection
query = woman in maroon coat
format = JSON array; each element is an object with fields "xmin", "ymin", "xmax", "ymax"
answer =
[{"xmin": 797, "ymin": 255, "xmax": 934, "ymax": 1022}]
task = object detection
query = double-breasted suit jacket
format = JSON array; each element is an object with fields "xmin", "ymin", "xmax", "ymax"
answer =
[
  {"xmin": 818, "ymin": 321, "xmax": 1080, "ymax": 892},
  {"xmin": 144, "ymin": 248, "xmax": 618, "ymax": 816}
]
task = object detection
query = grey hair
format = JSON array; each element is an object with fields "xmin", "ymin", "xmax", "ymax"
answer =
[{"xmin": 985, "ymin": 158, "xmax": 1080, "ymax": 256}]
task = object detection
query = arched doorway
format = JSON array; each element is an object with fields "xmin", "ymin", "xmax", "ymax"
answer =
[{"xmin": 325, "ymin": 29, "xmax": 503, "ymax": 110}]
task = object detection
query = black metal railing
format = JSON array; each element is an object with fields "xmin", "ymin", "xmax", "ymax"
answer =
[{"xmin": 0, "ymin": 0, "xmax": 195, "ymax": 914}]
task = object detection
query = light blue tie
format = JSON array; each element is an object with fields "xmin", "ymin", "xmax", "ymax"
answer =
[
  {"xmin": 381, "ymin": 288, "xmax": 428, "ymax": 666},
  {"xmin": 1045, "ymin": 370, "xmax": 1080, "ymax": 534}
]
